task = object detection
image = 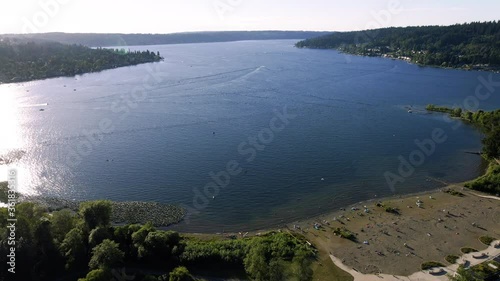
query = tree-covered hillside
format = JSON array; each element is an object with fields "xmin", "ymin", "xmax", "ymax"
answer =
[
  {"xmin": 296, "ymin": 21, "xmax": 500, "ymax": 71},
  {"xmin": 0, "ymin": 31, "xmax": 331, "ymax": 47},
  {"xmin": 0, "ymin": 39, "xmax": 162, "ymax": 83}
]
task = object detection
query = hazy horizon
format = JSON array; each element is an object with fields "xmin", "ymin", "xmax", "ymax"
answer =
[{"xmin": 0, "ymin": 0, "xmax": 499, "ymax": 35}]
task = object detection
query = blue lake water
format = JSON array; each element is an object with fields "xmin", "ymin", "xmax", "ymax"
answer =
[{"xmin": 1, "ymin": 39, "xmax": 499, "ymax": 232}]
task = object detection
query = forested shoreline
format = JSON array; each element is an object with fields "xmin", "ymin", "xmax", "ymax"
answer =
[
  {"xmin": 296, "ymin": 21, "xmax": 500, "ymax": 71},
  {"xmin": 0, "ymin": 39, "xmax": 162, "ymax": 83},
  {"xmin": 426, "ymin": 105, "xmax": 500, "ymax": 195},
  {"xmin": 0, "ymin": 198, "xmax": 315, "ymax": 281}
]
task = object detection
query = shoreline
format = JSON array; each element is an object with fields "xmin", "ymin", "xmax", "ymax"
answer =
[
  {"xmin": 308, "ymin": 47, "xmax": 500, "ymax": 74},
  {"xmin": 179, "ymin": 183, "xmax": 474, "ymax": 236},
  {"xmin": 180, "ymin": 183, "xmax": 499, "ymax": 279},
  {"xmin": 0, "ymin": 60, "xmax": 163, "ymax": 86},
  {"xmin": 0, "ymin": 180, "xmax": 486, "ymax": 232},
  {"xmin": 3, "ymin": 180, "xmax": 497, "ymax": 279},
  {"xmin": 288, "ymin": 182, "xmax": 499, "ymax": 277},
  {"xmin": 281, "ymin": 182, "xmax": 481, "ymax": 231}
]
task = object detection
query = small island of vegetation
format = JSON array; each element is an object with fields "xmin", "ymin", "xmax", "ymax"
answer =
[
  {"xmin": 296, "ymin": 21, "xmax": 500, "ymax": 71},
  {"xmin": 0, "ymin": 38, "xmax": 163, "ymax": 83}
]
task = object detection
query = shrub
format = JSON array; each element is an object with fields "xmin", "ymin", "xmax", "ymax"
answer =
[
  {"xmin": 78, "ymin": 269, "xmax": 112, "ymax": 281},
  {"xmin": 445, "ymin": 255, "xmax": 459, "ymax": 264},
  {"xmin": 79, "ymin": 200, "xmax": 112, "ymax": 230},
  {"xmin": 384, "ymin": 206, "xmax": 400, "ymax": 215},
  {"xmin": 472, "ymin": 260, "xmax": 500, "ymax": 277},
  {"xmin": 169, "ymin": 266, "xmax": 195, "ymax": 281},
  {"xmin": 333, "ymin": 227, "xmax": 356, "ymax": 241},
  {"xmin": 479, "ymin": 236, "xmax": 496, "ymax": 246},
  {"xmin": 443, "ymin": 189, "xmax": 465, "ymax": 197},
  {"xmin": 460, "ymin": 247, "xmax": 477, "ymax": 254},
  {"xmin": 465, "ymin": 162, "xmax": 500, "ymax": 195},
  {"xmin": 89, "ymin": 239, "xmax": 124, "ymax": 269},
  {"xmin": 421, "ymin": 261, "xmax": 444, "ymax": 270}
]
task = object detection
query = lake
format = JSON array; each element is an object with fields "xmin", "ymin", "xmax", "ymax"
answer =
[{"xmin": 1, "ymin": 39, "xmax": 499, "ymax": 232}]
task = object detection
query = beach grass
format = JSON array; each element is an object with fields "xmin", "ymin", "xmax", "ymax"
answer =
[
  {"xmin": 445, "ymin": 254, "xmax": 459, "ymax": 264},
  {"xmin": 443, "ymin": 188, "xmax": 465, "ymax": 197},
  {"xmin": 311, "ymin": 249, "xmax": 354, "ymax": 281}
]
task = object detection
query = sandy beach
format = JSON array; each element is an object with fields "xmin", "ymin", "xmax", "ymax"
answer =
[{"xmin": 288, "ymin": 184, "xmax": 500, "ymax": 277}]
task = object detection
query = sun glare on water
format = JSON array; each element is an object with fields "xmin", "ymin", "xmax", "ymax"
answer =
[{"xmin": 0, "ymin": 86, "xmax": 31, "ymax": 194}]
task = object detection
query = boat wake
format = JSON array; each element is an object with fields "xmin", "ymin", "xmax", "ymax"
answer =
[{"xmin": 18, "ymin": 103, "xmax": 48, "ymax": 108}]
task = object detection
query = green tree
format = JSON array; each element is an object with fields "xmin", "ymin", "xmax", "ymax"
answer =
[
  {"xmin": 452, "ymin": 108, "xmax": 463, "ymax": 118},
  {"xmin": 482, "ymin": 128, "xmax": 500, "ymax": 159},
  {"xmin": 88, "ymin": 226, "xmax": 111, "ymax": 248},
  {"xmin": 78, "ymin": 269, "xmax": 113, "ymax": 281},
  {"xmin": 448, "ymin": 266, "xmax": 485, "ymax": 281},
  {"xmin": 269, "ymin": 258, "xmax": 286, "ymax": 281},
  {"xmin": 244, "ymin": 242, "xmax": 270, "ymax": 281},
  {"xmin": 89, "ymin": 239, "xmax": 124, "ymax": 270},
  {"xmin": 131, "ymin": 222, "xmax": 155, "ymax": 257},
  {"xmin": 169, "ymin": 267, "xmax": 195, "ymax": 281},
  {"xmin": 113, "ymin": 224, "xmax": 141, "ymax": 258},
  {"xmin": 140, "ymin": 230, "xmax": 180, "ymax": 260},
  {"xmin": 16, "ymin": 202, "xmax": 47, "ymax": 240},
  {"xmin": 293, "ymin": 249, "xmax": 313, "ymax": 281},
  {"xmin": 50, "ymin": 209, "xmax": 76, "ymax": 245},
  {"xmin": 33, "ymin": 220, "xmax": 62, "ymax": 279},
  {"xmin": 79, "ymin": 200, "xmax": 112, "ymax": 231},
  {"xmin": 60, "ymin": 228, "xmax": 87, "ymax": 270},
  {"xmin": 464, "ymin": 111, "xmax": 473, "ymax": 121}
]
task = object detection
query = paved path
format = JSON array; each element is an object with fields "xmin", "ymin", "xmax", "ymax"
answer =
[
  {"xmin": 470, "ymin": 192, "xmax": 500, "ymax": 201},
  {"xmin": 329, "ymin": 240, "xmax": 500, "ymax": 281}
]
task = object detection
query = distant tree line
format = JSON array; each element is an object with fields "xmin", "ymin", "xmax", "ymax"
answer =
[
  {"xmin": 0, "ymin": 39, "xmax": 163, "ymax": 83},
  {"xmin": 296, "ymin": 21, "xmax": 500, "ymax": 71},
  {"xmin": 0, "ymin": 198, "xmax": 315, "ymax": 281},
  {"xmin": 426, "ymin": 105, "xmax": 500, "ymax": 195},
  {"xmin": 0, "ymin": 31, "xmax": 332, "ymax": 47}
]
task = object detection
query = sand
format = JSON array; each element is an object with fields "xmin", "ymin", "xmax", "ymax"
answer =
[
  {"xmin": 329, "ymin": 239, "xmax": 500, "ymax": 281},
  {"xmin": 288, "ymin": 185, "xmax": 500, "ymax": 276}
]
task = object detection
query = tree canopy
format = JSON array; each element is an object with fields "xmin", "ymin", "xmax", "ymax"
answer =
[
  {"xmin": 426, "ymin": 106, "xmax": 500, "ymax": 195},
  {"xmin": 296, "ymin": 21, "xmax": 500, "ymax": 71},
  {"xmin": 88, "ymin": 239, "xmax": 124, "ymax": 270},
  {"xmin": 0, "ymin": 39, "xmax": 162, "ymax": 83},
  {"xmin": 0, "ymin": 200, "xmax": 315, "ymax": 281}
]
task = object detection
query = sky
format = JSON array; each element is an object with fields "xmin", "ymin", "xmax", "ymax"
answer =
[{"xmin": 0, "ymin": 0, "xmax": 499, "ymax": 34}]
